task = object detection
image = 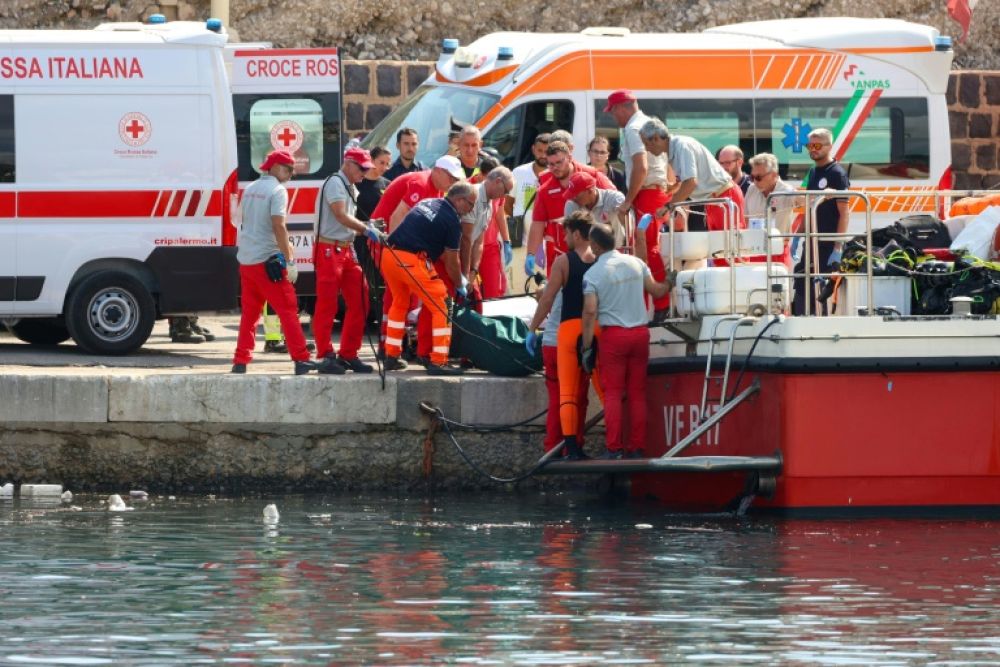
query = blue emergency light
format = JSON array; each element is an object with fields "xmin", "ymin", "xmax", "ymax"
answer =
[
  {"xmin": 498, "ymin": 46, "xmax": 514, "ymax": 60},
  {"xmin": 147, "ymin": 13, "xmax": 167, "ymax": 24},
  {"xmin": 934, "ymin": 36, "xmax": 952, "ymax": 51},
  {"xmin": 442, "ymin": 39, "xmax": 459, "ymax": 54},
  {"xmin": 206, "ymin": 18, "xmax": 223, "ymax": 33}
]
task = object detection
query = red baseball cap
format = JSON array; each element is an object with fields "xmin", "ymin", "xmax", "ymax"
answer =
[
  {"xmin": 259, "ymin": 150, "xmax": 295, "ymax": 172},
  {"xmin": 603, "ymin": 89, "xmax": 637, "ymax": 113},
  {"xmin": 565, "ymin": 171, "xmax": 596, "ymax": 200},
  {"xmin": 344, "ymin": 147, "xmax": 375, "ymax": 170}
]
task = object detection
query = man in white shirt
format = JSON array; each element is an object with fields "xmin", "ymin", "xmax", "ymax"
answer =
[
  {"xmin": 507, "ymin": 133, "xmax": 550, "ymax": 282},
  {"xmin": 232, "ymin": 150, "xmax": 316, "ymax": 375},
  {"xmin": 744, "ymin": 152, "xmax": 802, "ymax": 234}
]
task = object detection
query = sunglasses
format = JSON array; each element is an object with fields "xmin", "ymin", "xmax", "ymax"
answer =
[
  {"xmin": 751, "ymin": 173, "xmax": 774, "ymax": 182},
  {"xmin": 806, "ymin": 142, "xmax": 829, "ymax": 151}
]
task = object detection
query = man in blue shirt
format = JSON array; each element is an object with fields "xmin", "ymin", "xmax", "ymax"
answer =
[
  {"xmin": 384, "ymin": 127, "xmax": 426, "ymax": 181},
  {"xmin": 380, "ymin": 183, "xmax": 477, "ymax": 375}
]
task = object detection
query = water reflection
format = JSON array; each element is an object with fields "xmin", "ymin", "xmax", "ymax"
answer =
[{"xmin": 0, "ymin": 495, "xmax": 998, "ymax": 664}]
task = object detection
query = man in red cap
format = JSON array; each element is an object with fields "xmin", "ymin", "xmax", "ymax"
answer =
[
  {"xmin": 232, "ymin": 149, "xmax": 316, "ymax": 375},
  {"xmin": 312, "ymin": 147, "xmax": 385, "ymax": 374},
  {"xmin": 563, "ymin": 171, "xmax": 628, "ymax": 248},
  {"xmin": 605, "ymin": 89, "xmax": 673, "ymax": 316},
  {"xmin": 525, "ymin": 140, "xmax": 614, "ymax": 278}
]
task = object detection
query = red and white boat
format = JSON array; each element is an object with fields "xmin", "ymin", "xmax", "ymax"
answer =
[{"xmin": 545, "ymin": 192, "xmax": 1000, "ymax": 514}]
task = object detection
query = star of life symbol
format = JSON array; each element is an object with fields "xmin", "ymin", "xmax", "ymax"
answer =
[
  {"xmin": 270, "ymin": 120, "xmax": 304, "ymax": 153},
  {"xmin": 119, "ymin": 112, "xmax": 152, "ymax": 147},
  {"xmin": 781, "ymin": 118, "xmax": 812, "ymax": 154}
]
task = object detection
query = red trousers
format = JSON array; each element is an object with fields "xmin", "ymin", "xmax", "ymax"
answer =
[
  {"xmin": 705, "ymin": 182, "xmax": 747, "ymax": 231},
  {"xmin": 479, "ymin": 241, "xmax": 507, "ymax": 299},
  {"xmin": 599, "ymin": 325, "xmax": 650, "ymax": 453},
  {"xmin": 634, "ymin": 188, "xmax": 671, "ymax": 311},
  {"xmin": 312, "ymin": 241, "xmax": 368, "ymax": 360},
  {"xmin": 234, "ymin": 263, "xmax": 310, "ymax": 364},
  {"xmin": 542, "ymin": 344, "xmax": 589, "ymax": 451}
]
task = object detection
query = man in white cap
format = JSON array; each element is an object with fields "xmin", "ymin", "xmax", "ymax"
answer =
[
  {"xmin": 369, "ymin": 155, "xmax": 464, "ymax": 232},
  {"xmin": 232, "ymin": 149, "xmax": 316, "ymax": 375},
  {"xmin": 312, "ymin": 147, "xmax": 385, "ymax": 374}
]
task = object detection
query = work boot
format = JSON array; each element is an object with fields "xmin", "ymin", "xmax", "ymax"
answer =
[
  {"xmin": 317, "ymin": 357, "xmax": 346, "ymax": 375},
  {"xmin": 169, "ymin": 317, "xmax": 204, "ymax": 344},
  {"xmin": 294, "ymin": 360, "xmax": 317, "ymax": 375},
  {"xmin": 598, "ymin": 449, "xmax": 623, "ymax": 460},
  {"xmin": 190, "ymin": 319, "xmax": 216, "ymax": 342},
  {"xmin": 231, "ymin": 363, "xmax": 247, "ymax": 374},
  {"xmin": 563, "ymin": 436, "xmax": 589, "ymax": 461},
  {"xmin": 264, "ymin": 340, "xmax": 287, "ymax": 354},
  {"xmin": 426, "ymin": 362, "xmax": 465, "ymax": 376},
  {"xmin": 624, "ymin": 449, "xmax": 644, "ymax": 460},
  {"xmin": 383, "ymin": 357, "xmax": 409, "ymax": 371},
  {"xmin": 340, "ymin": 356, "xmax": 374, "ymax": 373}
]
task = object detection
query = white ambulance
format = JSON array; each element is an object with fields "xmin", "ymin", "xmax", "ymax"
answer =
[
  {"xmin": 0, "ymin": 20, "xmax": 344, "ymax": 354},
  {"xmin": 0, "ymin": 20, "xmax": 239, "ymax": 354},
  {"xmin": 362, "ymin": 18, "xmax": 955, "ymax": 229}
]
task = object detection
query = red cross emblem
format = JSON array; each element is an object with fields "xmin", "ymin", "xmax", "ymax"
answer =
[
  {"xmin": 270, "ymin": 120, "xmax": 304, "ymax": 153},
  {"xmin": 118, "ymin": 112, "xmax": 152, "ymax": 147}
]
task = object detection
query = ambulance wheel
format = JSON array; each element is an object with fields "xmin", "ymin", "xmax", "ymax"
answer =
[
  {"xmin": 66, "ymin": 271, "xmax": 155, "ymax": 355},
  {"xmin": 10, "ymin": 318, "xmax": 71, "ymax": 346}
]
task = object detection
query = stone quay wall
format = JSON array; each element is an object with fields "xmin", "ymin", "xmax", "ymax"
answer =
[{"xmin": 0, "ymin": 373, "xmax": 602, "ymax": 494}]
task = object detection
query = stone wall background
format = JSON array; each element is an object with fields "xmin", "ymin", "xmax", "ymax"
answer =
[
  {"xmin": 2, "ymin": 0, "xmax": 998, "ymax": 69},
  {"xmin": 948, "ymin": 72, "xmax": 1000, "ymax": 190}
]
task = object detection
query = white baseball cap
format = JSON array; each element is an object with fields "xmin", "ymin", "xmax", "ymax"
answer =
[{"xmin": 434, "ymin": 155, "xmax": 465, "ymax": 179}]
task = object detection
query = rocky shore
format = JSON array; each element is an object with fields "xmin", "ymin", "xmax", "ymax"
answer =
[{"xmin": 2, "ymin": 0, "xmax": 997, "ymax": 68}]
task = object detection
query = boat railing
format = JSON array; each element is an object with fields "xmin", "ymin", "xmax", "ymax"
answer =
[
  {"xmin": 663, "ymin": 197, "xmax": 742, "ymax": 318},
  {"xmin": 765, "ymin": 190, "xmax": 874, "ymax": 315}
]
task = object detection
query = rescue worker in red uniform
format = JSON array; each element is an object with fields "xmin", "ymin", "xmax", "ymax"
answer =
[
  {"xmin": 378, "ymin": 182, "xmax": 477, "ymax": 376},
  {"xmin": 525, "ymin": 140, "xmax": 615, "ymax": 278},
  {"xmin": 231, "ymin": 150, "xmax": 316, "ymax": 375},
  {"xmin": 311, "ymin": 147, "xmax": 379, "ymax": 374},
  {"xmin": 526, "ymin": 211, "xmax": 603, "ymax": 460},
  {"xmin": 581, "ymin": 223, "xmax": 671, "ymax": 457}
]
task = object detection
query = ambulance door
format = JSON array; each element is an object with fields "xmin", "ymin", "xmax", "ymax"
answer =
[
  {"xmin": 482, "ymin": 96, "xmax": 581, "ymax": 168},
  {"xmin": 0, "ymin": 94, "xmax": 14, "ymax": 312},
  {"xmin": 230, "ymin": 48, "xmax": 343, "ymax": 301}
]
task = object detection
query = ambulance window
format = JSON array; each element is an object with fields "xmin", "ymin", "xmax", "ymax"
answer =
[
  {"xmin": 233, "ymin": 93, "xmax": 342, "ymax": 181},
  {"xmin": 482, "ymin": 100, "xmax": 574, "ymax": 168},
  {"xmin": 756, "ymin": 97, "xmax": 929, "ymax": 182},
  {"xmin": 0, "ymin": 96, "xmax": 12, "ymax": 183},
  {"xmin": 594, "ymin": 98, "xmax": 753, "ymax": 168}
]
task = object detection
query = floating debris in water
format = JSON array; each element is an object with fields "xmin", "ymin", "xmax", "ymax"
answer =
[
  {"xmin": 129, "ymin": 490, "xmax": 148, "ymax": 501},
  {"xmin": 635, "ymin": 523, "xmax": 654, "ymax": 529},
  {"xmin": 263, "ymin": 503, "xmax": 280, "ymax": 523},
  {"xmin": 0, "ymin": 483, "xmax": 13, "ymax": 498},
  {"xmin": 61, "ymin": 490, "xmax": 73, "ymax": 503},
  {"xmin": 107, "ymin": 494, "xmax": 133, "ymax": 512}
]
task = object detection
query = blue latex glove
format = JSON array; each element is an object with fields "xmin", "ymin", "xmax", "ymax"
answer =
[
  {"xmin": 524, "ymin": 253, "xmax": 536, "ymax": 276},
  {"xmin": 580, "ymin": 346, "xmax": 596, "ymax": 374},
  {"xmin": 637, "ymin": 213, "xmax": 653, "ymax": 232},
  {"xmin": 525, "ymin": 331, "xmax": 539, "ymax": 357},
  {"xmin": 536, "ymin": 249, "xmax": 546, "ymax": 271},
  {"xmin": 502, "ymin": 240, "xmax": 513, "ymax": 267},
  {"xmin": 827, "ymin": 248, "xmax": 843, "ymax": 269},
  {"xmin": 455, "ymin": 274, "xmax": 469, "ymax": 301},
  {"xmin": 364, "ymin": 223, "xmax": 386, "ymax": 245}
]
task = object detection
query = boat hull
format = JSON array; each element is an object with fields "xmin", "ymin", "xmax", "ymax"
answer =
[{"xmin": 636, "ymin": 366, "xmax": 1000, "ymax": 512}]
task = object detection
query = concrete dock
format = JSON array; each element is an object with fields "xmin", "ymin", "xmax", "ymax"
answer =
[{"xmin": 0, "ymin": 316, "xmax": 602, "ymax": 493}]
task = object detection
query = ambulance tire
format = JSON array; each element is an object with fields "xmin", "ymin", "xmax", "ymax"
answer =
[
  {"xmin": 65, "ymin": 271, "xmax": 156, "ymax": 355},
  {"xmin": 10, "ymin": 318, "xmax": 71, "ymax": 346}
]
